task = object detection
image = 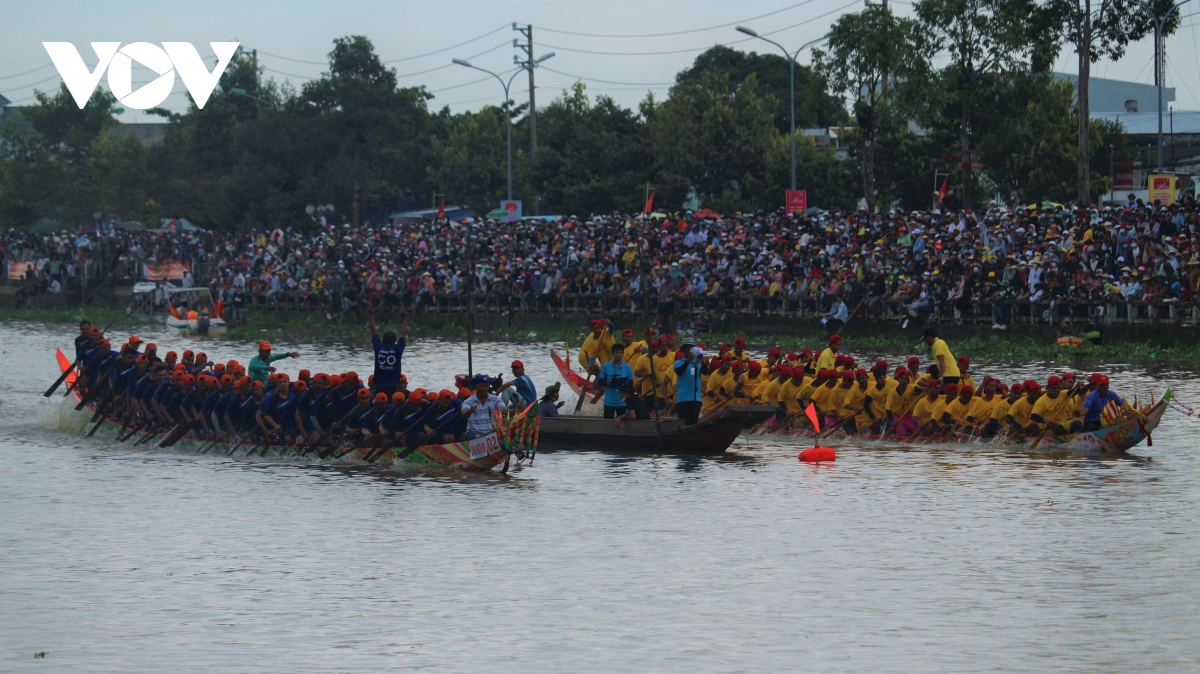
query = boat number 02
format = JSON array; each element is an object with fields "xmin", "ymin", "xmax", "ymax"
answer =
[{"xmin": 468, "ymin": 433, "xmax": 501, "ymax": 460}]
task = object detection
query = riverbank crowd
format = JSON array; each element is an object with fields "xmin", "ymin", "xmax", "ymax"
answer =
[
  {"xmin": 6, "ymin": 192, "xmax": 1200, "ymax": 332},
  {"xmin": 68, "ymin": 308, "xmax": 1131, "ymax": 459}
]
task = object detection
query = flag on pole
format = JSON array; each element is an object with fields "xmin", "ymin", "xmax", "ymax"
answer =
[
  {"xmin": 643, "ymin": 190, "xmax": 655, "ymax": 215},
  {"xmin": 937, "ymin": 178, "xmax": 948, "ymax": 201},
  {"xmin": 436, "ymin": 197, "xmax": 445, "ymax": 220}
]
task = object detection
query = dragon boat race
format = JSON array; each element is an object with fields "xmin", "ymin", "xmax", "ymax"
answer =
[{"xmin": 4, "ymin": 0, "xmax": 1200, "ymax": 670}]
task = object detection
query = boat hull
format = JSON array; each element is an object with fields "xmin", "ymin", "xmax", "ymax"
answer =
[
  {"xmin": 538, "ymin": 404, "xmax": 774, "ymax": 455},
  {"xmin": 53, "ymin": 349, "xmax": 510, "ymax": 470},
  {"xmin": 768, "ymin": 390, "xmax": 1170, "ymax": 454}
]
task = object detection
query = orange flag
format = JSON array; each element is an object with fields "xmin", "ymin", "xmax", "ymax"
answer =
[
  {"xmin": 643, "ymin": 190, "xmax": 655, "ymax": 215},
  {"xmin": 937, "ymin": 178, "xmax": 948, "ymax": 200},
  {"xmin": 436, "ymin": 197, "xmax": 445, "ymax": 220},
  {"xmin": 805, "ymin": 403, "xmax": 820, "ymax": 432}
]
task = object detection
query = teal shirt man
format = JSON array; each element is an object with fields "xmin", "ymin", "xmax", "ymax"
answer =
[{"xmin": 248, "ymin": 340, "xmax": 300, "ymax": 383}]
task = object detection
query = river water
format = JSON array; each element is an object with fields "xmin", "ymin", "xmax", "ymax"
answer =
[{"xmin": 1, "ymin": 320, "xmax": 1198, "ymax": 672}]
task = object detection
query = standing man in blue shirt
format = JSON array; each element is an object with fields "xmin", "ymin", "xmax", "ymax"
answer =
[
  {"xmin": 673, "ymin": 337, "xmax": 706, "ymax": 426},
  {"xmin": 590, "ymin": 343, "xmax": 635, "ymax": 419},
  {"xmin": 368, "ymin": 305, "xmax": 408, "ymax": 399}
]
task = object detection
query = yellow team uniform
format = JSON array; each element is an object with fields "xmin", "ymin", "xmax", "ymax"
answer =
[
  {"xmin": 839, "ymin": 384, "xmax": 874, "ymax": 428},
  {"xmin": 931, "ymin": 398, "xmax": 950, "ymax": 423},
  {"xmin": 706, "ymin": 368, "xmax": 735, "ymax": 399},
  {"xmin": 942, "ymin": 397, "xmax": 974, "ymax": 424},
  {"xmin": 886, "ymin": 383, "xmax": 922, "ymax": 418},
  {"xmin": 763, "ymin": 377, "xmax": 785, "ymax": 405},
  {"xmin": 990, "ymin": 397, "xmax": 1016, "ymax": 423},
  {"xmin": 777, "ymin": 378, "xmax": 807, "ymax": 413},
  {"xmin": 815, "ymin": 347, "xmax": 837, "ymax": 372},
  {"xmin": 912, "ymin": 395, "xmax": 941, "ymax": 424},
  {"xmin": 578, "ymin": 328, "xmax": 615, "ymax": 371},
  {"xmin": 634, "ymin": 353, "xmax": 677, "ymax": 398},
  {"xmin": 959, "ymin": 374, "xmax": 975, "ymax": 392},
  {"xmin": 739, "ymin": 373, "xmax": 767, "ymax": 403},
  {"xmin": 1031, "ymin": 392, "xmax": 1075, "ymax": 425},
  {"xmin": 1007, "ymin": 397, "xmax": 1037, "ymax": 428},
  {"xmin": 808, "ymin": 383, "xmax": 840, "ymax": 416},
  {"xmin": 966, "ymin": 395, "xmax": 999, "ymax": 425},
  {"xmin": 930, "ymin": 338, "xmax": 961, "ymax": 378}
]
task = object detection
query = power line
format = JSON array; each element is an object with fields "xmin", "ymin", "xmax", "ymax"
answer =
[
  {"xmin": 0, "ymin": 63, "xmax": 52, "ymax": 81},
  {"xmin": 384, "ymin": 24, "xmax": 508, "ymax": 63},
  {"xmin": 539, "ymin": 67, "xmax": 674, "ymax": 86},
  {"xmin": 259, "ymin": 40, "xmax": 511, "ymax": 81},
  {"xmin": 536, "ymin": 0, "xmax": 818, "ymax": 38},
  {"xmin": 535, "ymin": 0, "xmax": 859, "ymax": 57},
  {"xmin": 427, "ymin": 68, "xmax": 522, "ymax": 93}
]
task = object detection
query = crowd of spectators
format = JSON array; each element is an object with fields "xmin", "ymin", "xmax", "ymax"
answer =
[{"xmin": 4, "ymin": 191, "xmax": 1200, "ymax": 332}]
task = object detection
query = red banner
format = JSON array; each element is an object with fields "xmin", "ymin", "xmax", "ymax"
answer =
[
  {"xmin": 7, "ymin": 261, "xmax": 35, "ymax": 281},
  {"xmin": 785, "ymin": 190, "xmax": 808, "ymax": 214},
  {"xmin": 1114, "ymin": 162, "xmax": 1134, "ymax": 191},
  {"xmin": 143, "ymin": 261, "xmax": 190, "ymax": 281}
]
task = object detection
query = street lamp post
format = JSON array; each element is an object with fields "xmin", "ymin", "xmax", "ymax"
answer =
[
  {"xmin": 452, "ymin": 60, "xmax": 520, "ymax": 201},
  {"xmin": 453, "ymin": 54, "xmax": 555, "ymax": 201},
  {"xmin": 735, "ymin": 27, "xmax": 828, "ymax": 191},
  {"xmin": 1141, "ymin": 0, "xmax": 1187, "ymax": 173}
]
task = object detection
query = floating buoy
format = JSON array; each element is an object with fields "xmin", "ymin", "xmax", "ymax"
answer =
[{"xmin": 798, "ymin": 446, "xmax": 836, "ymax": 462}]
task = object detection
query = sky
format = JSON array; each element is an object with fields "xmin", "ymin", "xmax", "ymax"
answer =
[{"xmin": 3, "ymin": 0, "xmax": 1200, "ymax": 125}]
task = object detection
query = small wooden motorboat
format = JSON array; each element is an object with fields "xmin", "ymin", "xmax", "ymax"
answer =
[{"xmin": 538, "ymin": 404, "xmax": 774, "ymax": 455}]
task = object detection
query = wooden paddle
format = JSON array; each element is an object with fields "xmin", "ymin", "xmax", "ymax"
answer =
[
  {"xmin": 1029, "ymin": 386, "xmax": 1083, "ymax": 450},
  {"xmin": 575, "ymin": 371, "xmax": 595, "ymax": 412},
  {"xmin": 158, "ymin": 418, "xmax": 201, "ymax": 448},
  {"xmin": 816, "ymin": 413, "xmax": 855, "ymax": 439}
]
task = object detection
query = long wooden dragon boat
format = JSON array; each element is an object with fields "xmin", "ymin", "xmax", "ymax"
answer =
[
  {"xmin": 54, "ymin": 349, "xmax": 536, "ymax": 471},
  {"xmin": 759, "ymin": 390, "xmax": 1171, "ymax": 454}
]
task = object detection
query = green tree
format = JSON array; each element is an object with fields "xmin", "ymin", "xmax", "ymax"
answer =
[
  {"xmin": 427, "ymin": 106, "xmax": 508, "ymax": 214},
  {"xmin": 522, "ymin": 83, "xmax": 653, "ymax": 215},
  {"xmin": 1047, "ymin": 0, "xmax": 1180, "ymax": 205},
  {"xmin": 649, "ymin": 69, "xmax": 778, "ymax": 211},
  {"xmin": 815, "ymin": 5, "xmax": 932, "ymax": 212},
  {"xmin": 914, "ymin": 0, "xmax": 1059, "ymax": 208},
  {"xmin": 675, "ymin": 45, "xmax": 846, "ymax": 134}
]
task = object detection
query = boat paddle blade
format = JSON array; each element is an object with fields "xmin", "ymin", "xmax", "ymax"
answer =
[{"xmin": 805, "ymin": 403, "xmax": 820, "ymax": 433}]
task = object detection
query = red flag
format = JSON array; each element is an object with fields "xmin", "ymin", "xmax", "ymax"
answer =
[
  {"xmin": 805, "ymin": 403, "xmax": 820, "ymax": 433},
  {"xmin": 643, "ymin": 190, "xmax": 655, "ymax": 215},
  {"xmin": 436, "ymin": 197, "xmax": 445, "ymax": 220},
  {"xmin": 937, "ymin": 178, "xmax": 948, "ymax": 200}
]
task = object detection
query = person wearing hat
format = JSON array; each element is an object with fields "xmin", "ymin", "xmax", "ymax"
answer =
[
  {"xmin": 673, "ymin": 337, "xmax": 706, "ymax": 425},
  {"xmin": 249, "ymin": 340, "xmax": 300, "ymax": 385},
  {"xmin": 461, "ymin": 374, "xmax": 508, "ymax": 440},
  {"xmin": 1031, "ymin": 375, "xmax": 1083, "ymax": 435},
  {"xmin": 1080, "ymin": 375, "xmax": 1124, "ymax": 432},
  {"xmin": 578, "ymin": 318, "xmax": 615, "ymax": 376},
  {"xmin": 497, "ymin": 360, "xmax": 537, "ymax": 409},
  {"xmin": 815, "ymin": 334, "xmax": 842, "ymax": 372},
  {"xmin": 539, "ymin": 382, "xmax": 564, "ymax": 418}
]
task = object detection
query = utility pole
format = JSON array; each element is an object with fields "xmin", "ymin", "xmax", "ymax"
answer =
[{"xmin": 514, "ymin": 24, "xmax": 538, "ymax": 153}]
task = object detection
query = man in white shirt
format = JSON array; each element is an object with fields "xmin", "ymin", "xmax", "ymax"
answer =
[{"xmin": 461, "ymin": 374, "xmax": 508, "ymax": 440}]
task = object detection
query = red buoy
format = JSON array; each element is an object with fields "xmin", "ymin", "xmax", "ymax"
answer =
[{"xmin": 798, "ymin": 447, "xmax": 836, "ymax": 462}]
